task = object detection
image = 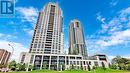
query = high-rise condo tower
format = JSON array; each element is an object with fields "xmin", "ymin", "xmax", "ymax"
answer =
[
  {"xmin": 69, "ymin": 19, "xmax": 87, "ymax": 57},
  {"xmin": 29, "ymin": 2, "xmax": 64, "ymax": 54}
]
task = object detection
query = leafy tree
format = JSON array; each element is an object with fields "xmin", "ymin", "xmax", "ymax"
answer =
[
  {"xmin": 0, "ymin": 64, "xmax": 7, "ymax": 68},
  {"xmin": 20, "ymin": 63, "xmax": 26, "ymax": 71},
  {"xmin": 88, "ymin": 65, "xmax": 91, "ymax": 71},
  {"xmin": 110, "ymin": 64, "xmax": 118, "ymax": 70},
  {"xmin": 112, "ymin": 56, "xmax": 128, "ymax": 65},
  {"xmin": 112, "ymin": 56, "xmax": 122, "ymax": 65},
  {"xmin": 72, "ymin": 64, "xmax": 74, "ymax": 69},
  {"xmin": 16, "ymin": 63, "xmax": 22, "ymax": 71},
  {"xmin": 92, "ymin": 66, "xmax": 96, "ymax": 73},
  {"xmin": 102, "ymin": 62, "xmax": 106, "ymax": 71},
  {"xmin": 73, "ymin": 48, "xmax": 78, "ymax": 55},
  {"xmin": 15, "ymin": 63, "xmax": 26, "ymax": 71},
  {"xmin": 42, "ymin": 62, "xmax": 47, "ymax": 69},
  {"xmin": 80, "ymin": 63, "xmax": 83, "ymax": 70},
  {"xmin": 28, "ymin": 65, "xmax": 34, "ymax": 71},
  {"xmin": 93, "ymin": 66, "xmax": 96, "ymax": 70},
  {"xmin": 9, "ymin": 60, "xmax": 16, "ymax": 71},
  {"xmin": 111, "ymin": 56, "xmax": 130, "ymax": 70},
  {"xmin": 118, "ymin": 62, "xmax": 125, "ymax": 70},
  {"xmin": 70, "ymin": 64, "xmax": 74, "ymax": 70},
  {"xmin": 127, "ymin": 64, "xmax": 130, "ymax": 71}
]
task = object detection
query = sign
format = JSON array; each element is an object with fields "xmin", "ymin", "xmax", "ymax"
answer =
[{"xmin": 0, "ymin": 0, "xmax": 15, "ymax": 17}]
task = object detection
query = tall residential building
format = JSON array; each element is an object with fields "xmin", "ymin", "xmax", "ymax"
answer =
[
  {"xmin": 19, "ymin": 2, "xmax": 109, "ymax": 71},
  {"xmin": 29, "ymin": 2, "xmax": 64, "ymax": 54},
  {"xmin": 0, "ymin": 49, "xmax": 11, "ymax": 65},
  {"xmin": 69, "ymin": 19, "xmax": 87, "ymax": 56}
]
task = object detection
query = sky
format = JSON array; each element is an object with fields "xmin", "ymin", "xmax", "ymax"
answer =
[{"xmin": 0, "ymin": 0, "xmax": 130, "ymax": 62}]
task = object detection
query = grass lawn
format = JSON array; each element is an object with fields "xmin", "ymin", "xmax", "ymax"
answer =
[{"xmin": 1, "ymin": 69, "xmax": 130, "ymax": 73}]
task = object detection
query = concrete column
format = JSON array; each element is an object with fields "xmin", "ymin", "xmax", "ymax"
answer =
[
  {"xmin": 65, "ymin": 56, "xmax": 67, "ymax": 70},
  {"xmin": 57, "ymin": 56, "xmax": 59, "ymax": 70},
  {"xmin": 75, "ymin": 56, "xmax": 77, "ymax": 69},
  {"xmin": 49, "ymin": 55, "xmax": 51, "ymax": 70},
  {"xmin": 26, "ymin": 63, "xmax": 29, "ymax": 72},
  {"xmin": 40, "ymin": 55, "xmax": 43, "ymax": 70},
  {"xmin": 68, "ymin": 56, "xmax": 70, "ymax": 69},
  {"xmin": 32, "ymin": 54, "xmax": 35, "ymax": 66}
]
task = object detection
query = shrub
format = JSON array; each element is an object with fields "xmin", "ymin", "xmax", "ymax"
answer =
[
  {"xmin": 110, "ymin": 64, "xmax": 117, "ymax": 70},
  {"xmin": 127, "ymin": 64, "xmax": 130, "ymax": 71}
]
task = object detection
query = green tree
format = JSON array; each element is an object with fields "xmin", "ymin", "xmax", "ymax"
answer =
[
  {"xmin": 88, "ymin": 65, "xmax": 91, "ymax": 71},
  {"xmin": 127, "ymin": 64, "xmax": 130, "ymax": 71},
  {"xmin": 28, "ymin": 65, "xmax": 34, "ymax": 71},
  {"xmin": 0, "ymin": 64, "xmax": 7, "ymax": 68},
  {"xmin": 80, "ymin": 63, "xmax": 83, "ymax": 70},
  {"xmin": 112, "ymin": 56, "xmax": 122, "ymax": 65},
  {"xmin": 16, "ymin": 63, "xmax": 22, "ymax": 71},
  {"xmin": 73, "ymin": 48, "xmax": 78, "ymax": 55},
  {"xmin": 101, "ymin": 62, "xmax": 106, "ymax": 71},
  {"xmin": 21, "ymin": 63, "xmax": 26, "ymax": 71},
  {"xmin": 16, "ymin": 63, "xmax": 26, "ymax": 71},
  {"xmin": 111, "ymin": 56, "xmax": 130, "ymax": 70},
  {"xmin": 70, "ymin": 64, "xmax": 74, "ymax": 70},
  {"xmin": 42, "ymin": 62, "xmax": 47, "ymax": 69},
  {"xmin": 110, "ymin": 64, "xmax": 118, "ymax": 70},
  {"xmin": 9, "ymin": 60, "xmax": 17, "ymax": 71}
]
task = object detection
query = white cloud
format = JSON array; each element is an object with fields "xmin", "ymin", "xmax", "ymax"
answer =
[
  {"xmin": 0, "ymin": 40, "xmax": 28, "ymax": 62},
  {"xmin": 108, "ymin": 55, "xmax": 116, "ymax": 61},
  {"xmin": 87, "ymin": 6, "xmax": 130, "ymax": 55},
  {"xmin": 97, "ymin": 29, "xmax": 130, "ymax": 47},
  {"xmin": 28, "ymin": 30, "xmax": 34, "ymax": 36},
  {"xmin": 96, "ymin": 6, "xmax": 130, "ymax": 47},
  {"xmin": 0, "ymin": 33, "xmax": 28, "ymax": 62},
  {"xmin": 23, "ymin": 28, "xmax": 34, "ymax": 36},
  {"xmin": 110, "ymin": 0, "xmax": 119, "ymax": 6},
  {"xmin": 100, "ymin": 7, "xmax": 130, "ymax": 34},
  {"xmin": 0, "ymin": 33, "xmax": 17, "ymax": 40},
  {"xmin": 0, "ymin": 33, "xmax": 4, "ymax": 37},
  {"xmin": 86, "ymin": 38, "xmax": 103, "ymax": 56},
  {"xmin": 96, "ymin": 13, "xmax": 106, "ymax": 24},
  {"xmin": 16, "ymin": 7, "xmax": 38, "ymax": 26}
]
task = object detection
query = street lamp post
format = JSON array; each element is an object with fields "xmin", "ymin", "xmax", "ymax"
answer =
[{"xmin": 8, "ymin": 44, "xmax": 14, "ymax": 62}]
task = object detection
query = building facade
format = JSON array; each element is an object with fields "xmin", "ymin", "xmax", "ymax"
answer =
[
  {"xmin": 20, "ymin": 53, "xmax": 109, "ymax": 71},
  {"xmin": 0, "ymin": 49, "xmax": 11, "ymax": 65},
  {"xmin": 19, "ymin": 2, "xmax": 109, "ymax": 71},
  {"xmin": 69, "ymin": 19, "xmax": 87, "ymax": 57},
  {"xmin": 29, "ymin": 2, "xmax": 64, "ymax": 54}
]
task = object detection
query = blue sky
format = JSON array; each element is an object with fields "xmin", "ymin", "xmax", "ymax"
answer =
[{"xmin": 0, "ymin": 0, "xmax": 130, "ymax": 61}]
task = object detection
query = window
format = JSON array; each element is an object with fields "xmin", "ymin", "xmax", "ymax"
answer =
[
  {"xmin": 30, "ymin": 55, "xmax": 34, "ymax": 64},
  {"xmin": 38, "ymin": 44, "xmax": 41, "ymax": 48},
  {"xmin": 94, "ymin": 61, "xmax": 99, "ymax": 66},
  {"xmin": 50, "ymin": 5, "xmax": 55, "ymax": 13},
  {"xmin": 77, "ymin": 61, "xmax": 79, "ymax": 65},
  {"xmin": 73, "ymin": 61, "xmax": 76, "ymax": 65},
  {"xmin": 34, "ymin": 44, "xmax": 37, "ymax": 48},
  {"xmin": 89, "ymin": 61, "xmax": 91, "ymax": 65},
  {"xmin": 76, "ymin": 22, "xmax": 79, "ymax": 27}
]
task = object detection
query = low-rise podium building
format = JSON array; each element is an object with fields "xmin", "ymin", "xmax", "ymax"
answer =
[{"xmin": 20, "ymin": 53, "xmax": 109, "ymax": 70}]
